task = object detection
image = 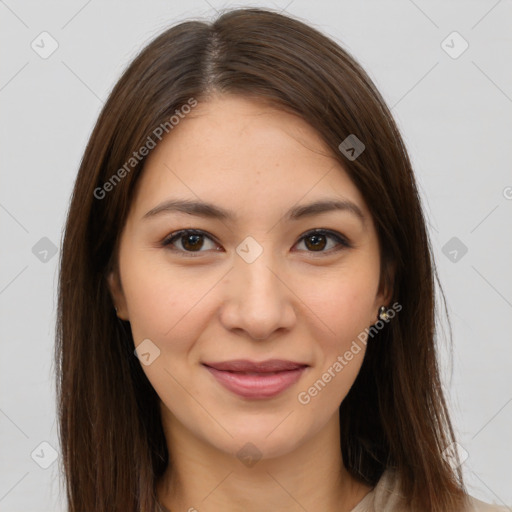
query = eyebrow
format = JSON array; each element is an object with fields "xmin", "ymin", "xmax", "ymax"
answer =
[{"xmin": 143, "ymin": 198, "xmax": 365, "ymax": 223}]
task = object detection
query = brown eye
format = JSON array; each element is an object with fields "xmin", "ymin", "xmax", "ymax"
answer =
[
  {"xmin": 304, "ymin": 233, "xmax": 327, "ymax": 251},
  {"xmin": 181, "ymin": 233, "xmax": 204, "ymax": 251},
  {"xmin": 162, "ymin": 230, "xmax": 219, "ymax": 254},
  {"xmin": 295, "ymin": 229, "xmax": 351, "ymax": 254}
]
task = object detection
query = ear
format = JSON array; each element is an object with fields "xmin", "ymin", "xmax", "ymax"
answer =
[
  {"xmin": 375, "ymin": 260, "xmax": 396, "ymax": 311},
  {"xmin": 106, "ymin": 270, "xmax": 129, "ymax": 321}
]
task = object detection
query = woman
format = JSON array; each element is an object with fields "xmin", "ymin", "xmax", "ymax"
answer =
[{"xmin": 55, "ymin": 8, "xmax": 508, "ymax": 512}]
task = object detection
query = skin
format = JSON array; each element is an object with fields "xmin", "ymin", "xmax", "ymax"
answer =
[{"xmin": 108, "ymin": 94, "xmax": 391, "ymax": 512}]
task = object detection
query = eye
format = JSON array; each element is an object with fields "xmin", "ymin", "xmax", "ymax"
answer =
[
  {"xmin": 162, "ymin": 229, "xmax": 221, "ymax": 255},
  {"xmin": 294, "ymin": 229, "xmax": 351, "ymax": 254},
  {"xmin": 161, "ymin": 228, "xmax": 351, "ymax": 256}
]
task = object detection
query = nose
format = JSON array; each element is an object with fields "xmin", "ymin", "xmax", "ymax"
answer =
[{"xmin": 219, "ymin": 252, "xmax": 297, "ymax": 340}]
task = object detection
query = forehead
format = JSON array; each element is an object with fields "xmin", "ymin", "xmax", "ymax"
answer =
[{"xmin": 129, "ymin": 95, "xmax": 369, "ymax": 220}]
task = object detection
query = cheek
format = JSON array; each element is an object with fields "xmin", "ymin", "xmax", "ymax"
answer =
[
  {"xmin": 292, "ymin": 260, "xmax": 379, "ymax": 403},
  {"xmin": 119, "ymin": 254, "xmax": 218, "ymax": 400},
  {"xmin": 297, "ymin": 263, "xmax": 380, "ymax": 343},
  {"xmin": 120, "ymin": 250, "xmax": 219, "ymax": 342}
]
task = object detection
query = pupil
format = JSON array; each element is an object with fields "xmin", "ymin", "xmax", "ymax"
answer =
[
  {"xmin": 306, "ymin": 234, "xmax": 326, "ymax": 251},
  {"xmin": 183, "ymin": 234, "xmax": 203, "ymax": 251}
]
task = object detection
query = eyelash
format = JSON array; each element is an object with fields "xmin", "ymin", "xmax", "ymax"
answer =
[{"xmin": 161, "ymin": 228, "xmax": 352, "ymax": 257}]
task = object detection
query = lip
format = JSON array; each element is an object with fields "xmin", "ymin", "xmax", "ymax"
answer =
[{"xmin": 202, "ymin": 359, "xmax": 309, "ymax": 399}]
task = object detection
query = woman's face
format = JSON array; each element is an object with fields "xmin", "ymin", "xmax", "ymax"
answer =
[{"xmin": 109, "ymin": 94, "xmax": 389, "ymax": 459}]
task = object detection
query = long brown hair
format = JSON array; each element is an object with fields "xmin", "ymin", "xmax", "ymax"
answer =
[{"xmin": 56, "ymin": 8, "xmax": 467, "ymax": 511}]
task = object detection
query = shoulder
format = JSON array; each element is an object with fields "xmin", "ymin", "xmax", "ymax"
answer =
[
  {"xmin": 351, "ymin": 470, "xmax": 510, "ymax": 512},
  {"xmin": 465, "ymin": 496, "xmax": 510, "ymax": 512}
]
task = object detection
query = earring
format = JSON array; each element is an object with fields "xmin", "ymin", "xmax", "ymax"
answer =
[{"xmin": 378, "ymin": 306, "xmax": 389, "ymax": 321}]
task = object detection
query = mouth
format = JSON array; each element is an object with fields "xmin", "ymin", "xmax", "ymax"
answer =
[{"xmin": 202, "ymin": 359, "xmax": 309, "ymax": 399}]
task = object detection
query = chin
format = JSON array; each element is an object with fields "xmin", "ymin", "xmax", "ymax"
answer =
[{"xmin": 203, "ymin": 414, "xmax": 310, "ymax": 462}]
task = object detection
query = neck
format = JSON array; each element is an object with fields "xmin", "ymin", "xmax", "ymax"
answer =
[{"xmin": 156, "ymin": 410, "xmax": 372, "ymax": 512}]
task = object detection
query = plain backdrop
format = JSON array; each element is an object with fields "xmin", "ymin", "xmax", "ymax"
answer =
[{"xmin": 1, "ymin": 1, "xmax": 511, "ymax": 510}]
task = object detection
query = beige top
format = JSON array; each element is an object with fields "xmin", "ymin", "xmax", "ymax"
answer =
[
  {"xmin": 158, "ymin": 470, "xmax": 509, "ymax": 511},
  {"xmin": 350, "ymin": 470, "xmax": 509, "ymax": 512}
]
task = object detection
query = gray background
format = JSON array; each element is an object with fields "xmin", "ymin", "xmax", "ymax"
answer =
[{"xmin": 1, "ymin": 0, "xmax": 511, "ymax": 510}]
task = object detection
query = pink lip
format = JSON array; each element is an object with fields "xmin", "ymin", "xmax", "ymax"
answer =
[{"xmin": 202, "ymin": 359, "xmax": 309, "ymax": 399}]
